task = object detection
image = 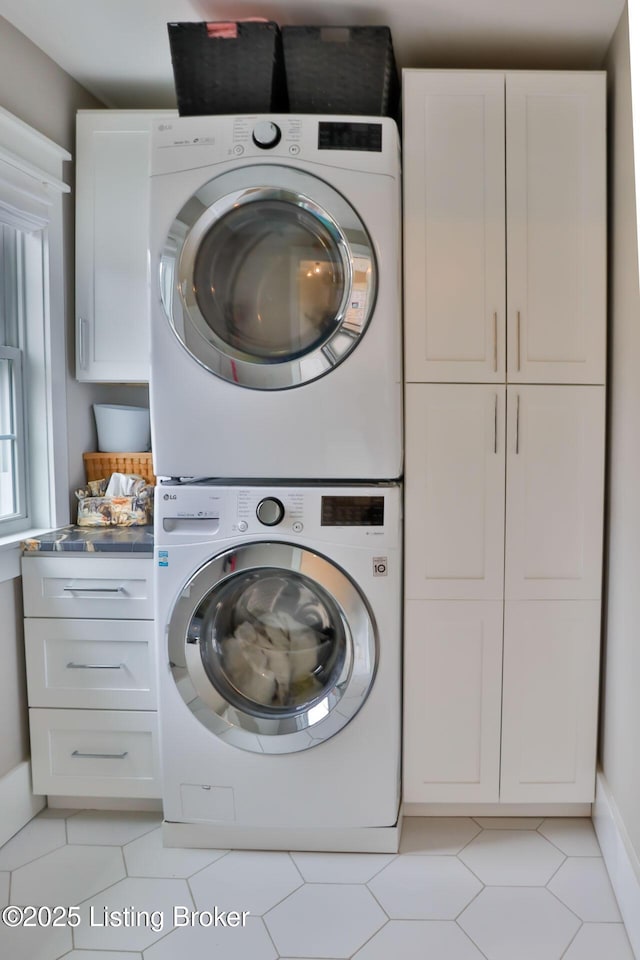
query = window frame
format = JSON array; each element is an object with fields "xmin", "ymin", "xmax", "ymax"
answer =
[{"xmin": 0, "ymin": 105, "xmax": 70, "ymax": 543}]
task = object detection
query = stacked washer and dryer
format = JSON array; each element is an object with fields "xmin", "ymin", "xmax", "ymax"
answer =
[{"xmin": 149, "ymin": 114, "xmax": 403, "ymax": 851}]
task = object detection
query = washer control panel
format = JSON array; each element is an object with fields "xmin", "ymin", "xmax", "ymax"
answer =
[{"xmin": 155, "ymin": 483, "xmax": 401, "ymax": 548}]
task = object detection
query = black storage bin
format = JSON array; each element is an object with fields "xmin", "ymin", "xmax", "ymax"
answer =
[
  {"xmin": 167, "ymin": 21, "xmax": 288, "ymax": 116},
  {"xmin": 281, "ymin": 26, "xmax": 399, "ymax": 119}
]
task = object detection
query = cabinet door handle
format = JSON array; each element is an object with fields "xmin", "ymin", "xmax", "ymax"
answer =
[
  {"xmin": 515, "ymin": 394, "xmax": 521, "ymax": 454},
  {"xmin": 516, "ymin": 311, "xmax": 521, "ymax": 372},
  {"xmin": 78, "ymin": 317, "xmax": 88, "ymax": 370},
  {"xmin": 493, "ymin": 312, "xmax": 498, "ymax": 372},
  {"xmin": 71, "ymin": 750, "xmax": 128, "ymax": 760},
  {"xmin": 63, "ymin": 586, "xmax": 124, "ymax": 594},
  {"xmin": 67, "ymin": 661, "xmax": 124, "ymax": 670},
  {"xmin": 494, "ymin": 394, "xmax": 498, "ymax": 454}
]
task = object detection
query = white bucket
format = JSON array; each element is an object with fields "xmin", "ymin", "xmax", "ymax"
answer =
[{"xmin": 93, "ymin": 404, "xmax": 151, "ymax": 453}]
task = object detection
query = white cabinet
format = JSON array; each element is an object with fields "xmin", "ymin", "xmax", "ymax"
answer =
[
  {"xmin": 75, "ymin": 110, "xmax": 174, "ymax": 382},
  {"xmin": 506, "ymin": 75, "xmax": 606, "ymax": 384},
  {"xmin": 403, "ymin": 70, "xmax": 606, "ymax": 385},
  {"xmin": 22, "ymin": 555, "xmax": 160, "ymax": 799},
  {"xmin": 403, "ymin": 72, "xmax": 506, "ymax": 383},
  {"xmin": 403, "ymin": 69, "xmax": 606, "ymax": 808},
  {"xmin": 500, "ymin": 601, "xmax": 601, "ymax": 802},
  {"xmin": 403, "ymin": 383, "xmax": 604, "ymax": 804},
  {"xmin": 505, "ymin": 386, "xmax": 605, "ymax": 601},
  {"xmin": 405, "ymin": 384, "xmax": 505, "ymax": 601},
  {"xmin": 404, "ymin": 600, "xmax": 503, "ymax": 803}
]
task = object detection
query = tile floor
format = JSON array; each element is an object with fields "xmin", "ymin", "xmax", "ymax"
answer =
[{"xmin": 0, "ymin": 810, "xmax": 635, "ymax": 960}]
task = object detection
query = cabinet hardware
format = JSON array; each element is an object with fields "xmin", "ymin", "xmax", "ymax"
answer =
[
  {"xmin": 494, "ymin": 394, "xmax": 498, "ymax": 454},
  {"xmin": 71, "ymin": 750, "xmax": 128, "ymax": 760},
  {"xmin": 493, "ymin": 312, "xmax": 498, "ymax": 372},
  {"xmin": 516, "ymin": 311, "xmax": 521, "ymax": 371},
  {"xmin": 63, "ymin": 586, "xmax": 124, "ymax": 593},
  {"xmin": 515, "ymin": 394, "xmax": 521, "ymax": 454},
  {"xmin": 67, "ymin": 662, "xmax": 124, "ymax": 670},
  {"xmin": 78, "ymin": 318, "xmax": 88, "ymax": 370}
]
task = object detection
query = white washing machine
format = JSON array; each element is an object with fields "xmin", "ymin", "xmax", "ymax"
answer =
[
  {"xmin": 154, "ymin": 481, "xmax": 401, "ymax": 852},
  {"xmin": 149, "ymin": 114, "xmax": 402, "ymax": 480}
]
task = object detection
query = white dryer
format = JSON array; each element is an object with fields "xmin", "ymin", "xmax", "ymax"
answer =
[
  {"xmin": 154, "ymin": 481, "xmax": 401, "ymax": 851},
  {"xmin": 149, "ymin": 114, "xmax": 402, "ymax": 480}
]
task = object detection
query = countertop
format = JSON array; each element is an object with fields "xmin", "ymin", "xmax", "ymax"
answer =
[{"xmin": 22, "ymin": 524, "xmax": 154, "ymax": 554}]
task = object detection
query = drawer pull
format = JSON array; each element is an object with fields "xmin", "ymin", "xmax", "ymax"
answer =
[
  {"xmin": 67, "ymin": 662, "xmax": 124, "ymax": 671},
  {"xmin": 63, "ymin": 586, "xmax": 124, "ymax": 594},
  {"xmin": 71, "ymin": 749, "xmax": 129, "ymax": 760}
]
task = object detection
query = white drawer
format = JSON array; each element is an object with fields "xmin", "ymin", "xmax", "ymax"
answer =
[
  {"xmin": 22, "ymin": 556, "xmax": 153, "ymax": 619},
  {"xmin": 25, "ymin": 619, "xmax": 156, "ymax": 710},
  {"xmin": 29, "ymin": 708, "xmax": 160, "ymax": 798}
]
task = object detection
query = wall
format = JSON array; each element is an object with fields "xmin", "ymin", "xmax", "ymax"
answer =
[
  {"xmin": 600, "ymin": 4, "xmax": 640, "ymax": 863},
  {"xmin": 0, "ymin": 15, "xmax": 145, "ymax": 780}
]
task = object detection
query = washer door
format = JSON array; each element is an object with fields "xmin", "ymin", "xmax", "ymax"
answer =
[
  {"xmin": 167, "ymin": 542, "xmax": 378, "ymax": 754},
  {"xmin": 159, "ymin": 165, "xmax": 377, "ymax": 390}
]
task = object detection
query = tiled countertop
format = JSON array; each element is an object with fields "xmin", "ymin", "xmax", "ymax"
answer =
[{"xmin": 22, "ymin": 524, "xmax": 154, "ymax": 554}]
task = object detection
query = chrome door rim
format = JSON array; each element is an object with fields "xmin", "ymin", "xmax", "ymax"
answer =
[
  {"xmin": 159, "ymin": 165, "xmax": 377, "ymax": 390},
  {"xmin": 166, "ymin": 542, "xmax": 378, "ymax": 754}
]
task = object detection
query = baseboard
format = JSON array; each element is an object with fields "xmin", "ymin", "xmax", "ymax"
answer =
[
  {"xmin": 47, "ymin": 796, "xmax": 163, "ymax": 812},
  {"xmin": 404, "ymin": 801, "xmax": 592, "ymax": 817},
  {"xmin": 593, "ymin": 771, "xmax": 640, "ymax": 959},
  {"xmin": 0, "ymin": 761, "xmax": 45, "ymax": 845}
]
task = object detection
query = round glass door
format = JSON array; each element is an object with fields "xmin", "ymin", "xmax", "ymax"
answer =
[
  {"xmin": 167, "ymin": 543, "xmax": 378, "ymax": 753},
  {"xmin": 160, "ymin": 166, "xmax": 377, "ymax": 390}
]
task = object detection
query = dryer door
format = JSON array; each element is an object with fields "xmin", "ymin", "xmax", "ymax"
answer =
[
  {"xmin": 167, "ymin": 542, "xmax": 377, "ymax": 753},
  {"xmin": 159, "ymin": 165, "xmax": 377, "ymax": 390}
]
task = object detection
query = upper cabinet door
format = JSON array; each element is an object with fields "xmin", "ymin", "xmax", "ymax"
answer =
[
  {"xmin": 405, "ymin": 383, "xmax": 506, "ymax": 601},
  {"xmin": 506, "ymin": 73, "xmax": 606, "ymax": 384},
  {"xmin": 505, "ymin": 385, "xmax": 605, "ymax": 601},
  {"xmin": 76, "ymin": 112, "xmax": 171, "ymax": 383},
  {"xmin": 403, "ymin": 71, "xmax": 506, "ymax": 383}
]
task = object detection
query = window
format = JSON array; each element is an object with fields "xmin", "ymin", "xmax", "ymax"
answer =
[
  {"xmin": 0, "ymin": 223, "xmax": 43, "ymax": 532},
  {"xmin": 0, "ymin": 106, "xmax": 70, "ymax": 539}
]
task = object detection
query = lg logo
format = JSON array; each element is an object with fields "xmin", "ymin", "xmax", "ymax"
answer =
[{"xmin": 163, "ymin": 493, "xmax": 177, "ymax": 501}]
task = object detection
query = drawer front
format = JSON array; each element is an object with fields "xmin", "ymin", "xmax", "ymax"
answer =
[
  {"xmin": 25, "ymin": 619, "xmax": 156, "ymax": 710},
  {"xmin": 29, "ymin": 708, "xmax": 160, "ymax": 798},
  {"xmin": 22, "ymin": 556, "xmax": 153, "ymax": 619}
]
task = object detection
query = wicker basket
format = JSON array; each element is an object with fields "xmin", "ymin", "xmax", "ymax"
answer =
[
  {"xmin": 83, "ymin": 452, "xmax": 156, "ymax": 486},
  {"xmin": 167, "ymin": 20, "xmax": 288, "ymax": 116},
  {"xmin": 281, "ymin": 26, "xmax": 399, "ymax": 119}
]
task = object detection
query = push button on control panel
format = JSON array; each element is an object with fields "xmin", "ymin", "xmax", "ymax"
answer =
[{"xmin": 256, "ymin": 497, "xmax": 285, "ymax": 526}]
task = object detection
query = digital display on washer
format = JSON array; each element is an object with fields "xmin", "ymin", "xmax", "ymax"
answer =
[
  {"xmin": 321, "ymin": 496, "xmax": 384, "ymax": 526},
  {"xmin": 318, "ymin": 122, "xmax": 383, "ymax": 152}
]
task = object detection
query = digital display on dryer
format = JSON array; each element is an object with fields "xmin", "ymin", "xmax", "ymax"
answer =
[
  {"xmin": 321, "ymin": 496, "xmax": 384, "ymax": 526},
  {"xmin": 318, "ymin": 122, "xmax": 383, "ymax": 152}
]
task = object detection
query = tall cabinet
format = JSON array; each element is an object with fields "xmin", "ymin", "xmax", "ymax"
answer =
[{"xmin": 403, "ymin": 71, "xmax": 606, "ymax": 806}]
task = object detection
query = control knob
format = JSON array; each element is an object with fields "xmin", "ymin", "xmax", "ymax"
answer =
[
  {"xmin": 256, "ymin": 497, "xmax": 285, "ymax": 526},
  {"xmin": 252, "ymin": 120, "xmax": 281, "ymax": 149}
]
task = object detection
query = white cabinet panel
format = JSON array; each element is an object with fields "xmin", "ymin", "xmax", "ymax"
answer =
[
  {"xmin": 404, "ymin": 600, "xmax": 503, "ymax": 803},
  {"xmin": 500, "ymin": 601, "xmax": 600, "ymax": 802},
  {"xmin": 25, "ymin": 618, "xmax": 156, "ymax": 710},
  {"xmin": 29, "ymin": 708, "xmax": 161, "ymax": 798},
  {"xmin": 404, "ymin": 71, "xmax": 505, "ymax": 383},
  {"xmin": 75, "ymin": 111, "xmax": 174, "ymax": 382},
  {"xmin": 505, "ymin": 386, "xmax": 605, "ymax": 600},
  {"xmin": 22, "ymin": 556, "xmax": 153, "ymax": 619},
  {"xmin": 405, "ymin": 384, "xmax": 505, "ymax": 600},
  {"xmin": 506, "ymin": 73, "xmax": 606, "ymax": 384}
]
